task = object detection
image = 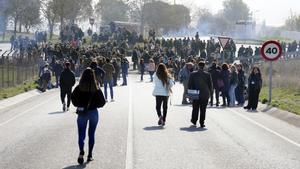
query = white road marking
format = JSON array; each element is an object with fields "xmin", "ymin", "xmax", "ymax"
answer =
[
  {"xmin": 229, "ymin": 109, "xmax": 300, "ymax": 148},
  {"xmin": 125, "ymin": 80, "xmax": 134, "ymax": 169},
  {"xmin": 0, "ymin": 95, "xmax": 57, "ymax": 127}
]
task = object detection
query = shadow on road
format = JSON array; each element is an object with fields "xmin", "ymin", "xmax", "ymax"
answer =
[
  {"xmin": 62, "ymin": 163, "xmax": 87, "ymax": 169},
  {"xmin": 48, "ymin": 111, "xmax": 65, "ymax": 115},
  {"xmin": 180, "ymin": 126, "xmax": 207, "ymax": 132},
  {"xmin": 143, "ymin": 126, "xmax": 164, "ymax": 131}
]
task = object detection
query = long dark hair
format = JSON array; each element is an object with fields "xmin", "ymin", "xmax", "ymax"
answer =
[
  {"xmin": 156, "ymin": 63, "xmax": 171, "ymax": 87},
  {"xmin": 79, "ymin": 67, "xmax": 99, "ymax": 92},
  {"xmin": 250, "ymin": 66, "xmax": 261, "ymax": 77}
]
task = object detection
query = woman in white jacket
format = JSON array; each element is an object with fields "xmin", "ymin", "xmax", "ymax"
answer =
[{"xmin": 153, "ymin": 63, "xmax": 174, "ymax": 126}]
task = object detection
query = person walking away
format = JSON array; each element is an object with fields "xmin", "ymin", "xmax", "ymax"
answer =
[
  {"xmin": 103, "ymin": 59, "xmax": 115, "ymax": 102},
  {"xmin": 221, "ymin": 63, "xmax": 230, "ymax": 107},
  {"xmin": 112, "ymin": 59, "xmax": 120, "ymax": 86},
  {"xmin": 60, "ymin": 62, "xmax": 76, "ymax": 111},
  {"xmin": 71, "ymin": 68, "xmax": 106, "ymax": 165},
  {"xmin": 188, "ymin": 61, "xmax": 213, "ymax": 128},
  {"xmin": 132, "ymin": 47, "xmax": 139, "ymax": 70},
  {"xmin": 208, "ymin": 63, "xmax": 221, "ymax": 107},
  {"xmin": 53, "ymin": 60, "xmax": 64, "ymax": 88},
  {"xmin": 236, "ymin": 64, "xmax": 246, "ymax": 106},
  {"xmin": 229, "ymin": 65, "xmax": 238, "ymax": 107},
  {"xmin": 152, "ymin": 63, "xmax": 174, "ymax": 126},
  {"xmin": 121, "ymin": 58, "xmax": 129, "ymax": 86},
  {"xmin": 148, "ymin": 59, "xmax": 156, "ymax": 82},
  {"xmin": 179, "ymin": 62, "xmax": 193, "ymax": 104},
  {"xmin": 90, "ymin": 61, "xmax": 105, "ymax": 88},
  {"xmin": 244, "ymin": 66, "xmax": 262, "ymax": 111},
  {"xmin": 140, "ymin": 59, "xmax": 145, "ymax": 81}
]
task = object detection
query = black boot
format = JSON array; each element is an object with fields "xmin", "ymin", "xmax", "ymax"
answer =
[{"xmin": 77, "ymin": 151, "xmax": 84, "ymax": 165}]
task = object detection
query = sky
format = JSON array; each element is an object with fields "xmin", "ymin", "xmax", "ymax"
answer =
[{"xmin": 167, "ymin": 0, "xmax": 300, "ymax": 27}]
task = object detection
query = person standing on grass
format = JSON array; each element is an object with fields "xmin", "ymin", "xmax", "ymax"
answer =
[
  {"xmin": 71, "ymin": 68, "xmax": 106, "ymax": 165},
  {"xmin": 244, "ymin": 66, "xmax": 262, "ymax": 111},
  {"xmin": 152, "ymin": 63, "xmax": 174, "ymax": 126},
  {"xmin": 59, "ymin": 62, "xmax": 76, "ymax": 111},
  {"xmin": 188, "ymin": 61, "xmax": 213, "ymax": 128}
]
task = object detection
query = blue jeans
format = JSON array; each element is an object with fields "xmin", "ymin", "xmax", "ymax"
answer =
[
  {"xmin": 122, "ymin": 73, "xmax": 127, "ymax": 85},
  {"xmin": 77, "ymin": 109, "xmax": 99, "ymax": 155},
  {"xmin": 104, "ymin": 79, "xmax": 114, "ymax": 100},
  {"xmin": 229, "ymin": 84, "xmax": 237, "ymax": 106}
]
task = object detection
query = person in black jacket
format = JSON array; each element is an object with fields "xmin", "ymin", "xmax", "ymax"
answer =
[
  {"xmin": 53, "ymin": 60, "xmax": 64, "ymax": 88},
  {"xmin": 244, "ymin": 66, "xmax": 262, "ymax": 111},
  {"xmin": 71, "ymin": 68, "xmax": 106, "ymax": 165},
  {"xmin": 235, "ymin": 64, "xmax": 246, "ymax": 106},
  {"xmin": 59, "ymin": 62, "xmax": 75, "ymax": 111},
  {"xmin": 188, "ymin": 61, "xmax": 213, "ymax": 128},
  {"xmin": 208, "ymin": 62, "xmax": 221, "ymax": 107}
]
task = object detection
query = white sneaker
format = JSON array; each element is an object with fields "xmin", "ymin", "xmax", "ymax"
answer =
[{"xmin": 111, "ymin": 99, "xmax": 115, "ymax": 102}]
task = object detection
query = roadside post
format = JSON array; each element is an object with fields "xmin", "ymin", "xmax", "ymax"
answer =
[{"xmin": 261, "ymin": 40, "xmax": 282, "ymax": 105}]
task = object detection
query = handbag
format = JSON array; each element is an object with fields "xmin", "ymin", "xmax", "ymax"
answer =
[
  {"xmin": 187, "ymin": 89, "xmax": 200, "ymax": 100},
  {"xmin": 76, "ymin": 93, "xmax": 94, "ymax": 115},
  {"xmin": 76, "ymin": 81, "xmax": 94, "ymax": 115}
]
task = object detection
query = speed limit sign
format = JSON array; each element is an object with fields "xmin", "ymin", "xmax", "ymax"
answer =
[{"xmin": 261, "ymin": 40, "xmax": 282, "ymax": 61}]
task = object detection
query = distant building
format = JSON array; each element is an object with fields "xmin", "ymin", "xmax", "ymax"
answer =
[{"xmin": 235, "ymin": 20, "xmax": 256, "ymax": 39}]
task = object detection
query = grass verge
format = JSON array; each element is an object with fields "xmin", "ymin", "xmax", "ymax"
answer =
[
  {"xmin": 260, "ymin": 87, "xmax": 300, "ymax": 115},
  {"xmin": 0, "ymin": 81, "xmax": 38, "ymax": 100}
]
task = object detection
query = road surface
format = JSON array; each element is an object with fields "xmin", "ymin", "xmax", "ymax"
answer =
[{"xmin": 0, "ymin": 74, "xmax": 299, "ymax": 169}]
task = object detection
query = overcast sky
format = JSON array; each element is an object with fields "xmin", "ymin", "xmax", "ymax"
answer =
[{"xmin": 167, "ymin": 0, "xmax": 300, "ymax": 27}]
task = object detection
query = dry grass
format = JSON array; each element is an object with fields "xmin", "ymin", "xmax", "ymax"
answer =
[
  {"xmin": 260, "ymin": 59, "xmax": 300, "ymax": 92},
  {"xmin": 259, "ymin": 59, "xmax": 300, "ymax": 115}
]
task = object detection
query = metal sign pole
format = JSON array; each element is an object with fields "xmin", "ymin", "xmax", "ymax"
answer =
[{"xmin": 268, "ymin": 61, "xmax": 273, "ymax": 105}]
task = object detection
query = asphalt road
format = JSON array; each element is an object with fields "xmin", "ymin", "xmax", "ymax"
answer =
[{"xmin": 0, "ymin": 74, "xmax": 299, "ymax": 169}]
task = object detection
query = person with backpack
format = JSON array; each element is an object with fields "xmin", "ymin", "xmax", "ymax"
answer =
[
  {"xmin": 152, "ymin": 63, "xmax": 174, "ymax": 126},
  {"xmin": 71, "ymin": 68, "xmax": 106, "ymax": 165},
  {"xmin": 59, "ymin": 62, "xmax": 76, "ymax": 111}
]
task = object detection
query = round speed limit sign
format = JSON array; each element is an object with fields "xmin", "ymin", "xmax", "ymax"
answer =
[{"xmin": 261, "ymin": 40, "xmax": 282, "ymax": 61}]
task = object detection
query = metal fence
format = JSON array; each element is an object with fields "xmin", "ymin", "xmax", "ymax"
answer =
[{"xmin": 0, "ymin": 50, "xmax": 39, "ymax": 89}]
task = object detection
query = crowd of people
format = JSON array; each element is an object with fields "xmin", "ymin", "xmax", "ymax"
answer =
[{"xmin": 28, "ymin": 25, "xmax": 266, "ymax": 165}]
